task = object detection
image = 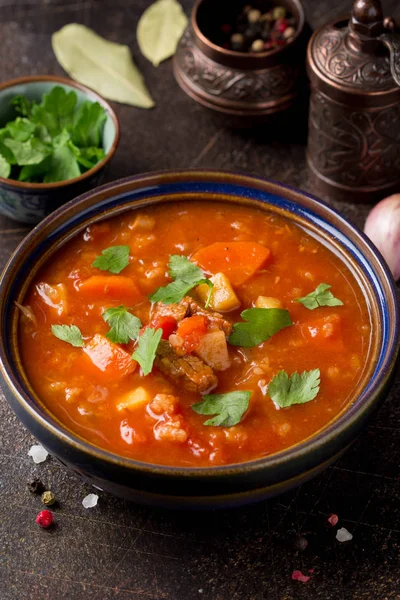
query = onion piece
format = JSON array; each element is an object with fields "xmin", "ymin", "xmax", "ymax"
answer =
[
  {"xmin": 364, "ymin": 194, "xmax": 400, "ymax": 281},
  {"xmin": 14, "ymin": 301, "xmax": 37, "ymax": 326}
]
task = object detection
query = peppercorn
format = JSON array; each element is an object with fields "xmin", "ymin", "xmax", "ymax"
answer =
[
  {"xmin": 251, "ymin": 39, "xmax": 265, "ymax": 53},
  {"xmin": 283, "ymin": 26, "xmax": 296, "ymax": 39},
  {"xmin": 272, "ymin": 6, "xmax": 286, "ymax": 20},
  {"xmin": 248, "ymin": 9, "xmax": 262, "ymax": 24},
  {"xmin": 27, "ymin": 478, "xmax": 45, "ymax": 495},
  {"xmin": 36, "ymin": 509, "xmax": 54, "ymax": 529},
  {"xmin": 41, "ymin": 490, "xmax": 56, "ymax": 506},
  {"xmin": 231, "ymin": 33, "xmax": 245, "ymax": 51}
]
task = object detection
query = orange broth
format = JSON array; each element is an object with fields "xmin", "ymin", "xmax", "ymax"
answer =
[{"xmin": 19, "ymin": 202, "xmax": 371, "ymax": 466}]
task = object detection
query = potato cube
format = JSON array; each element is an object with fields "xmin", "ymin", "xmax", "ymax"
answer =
[
  {"xmin": 195, "ymin": 330, "xmax": 231, "ymax": 371},
  {"xmin": 197, "ymin": 272, "xmax": 240, "ymax": 313},
  {"xmin": 116, "ymin": 387, "xmax": 150, "ymax": 412},
  {"xmin": 255, "ymin": 296, "xmax": 283, "ymax": 309}
]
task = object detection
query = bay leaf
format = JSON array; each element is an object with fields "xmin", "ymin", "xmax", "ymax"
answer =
[
  {"xmin": 137, "ymin": 0, "xmax": 188, "ymax": 67},
  {"xmin": 52, "ymin": 24, "xmax": 155, "ymax": 109}
]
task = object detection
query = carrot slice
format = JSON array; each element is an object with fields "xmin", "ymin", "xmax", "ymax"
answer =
[
  {"xmin": 79, "ymin": 276, "xmax": 142, "ymax": 304},
  {"xmin": 192, "ymin": 242, "xmax": 271, "ymax": 287},
  {"xmin": 301, "ymin": 313, "xmax": 344, "ymax": 352},
  {"xmin": 83, "ymin": 334, "xmax": 136, "ymax": 381}
]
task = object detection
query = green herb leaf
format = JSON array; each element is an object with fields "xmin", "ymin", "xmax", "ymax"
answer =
[
  {"xmin": 71, "ymin": 100, "xmax": 106, "ymax": 148},
  {"xmin": 168, "ymin": 254, "xmax": 204, "ymax": 283},
  {"xmin": 268, "ymin": 369, "xmax": 321, "ymax": 408},
  {"xmin": 137, "ymin": 0, "xmax": 188, "ymax": 67},
  {"xmin": 295, "ymin": 283, "xmax": 344, "ymax": 310},
  {"xmin": 228, "ymin": 308, "xmax": 293, "ymax": 348},
  {"xmin": 31, "ymin": 86, "xmax": 77, "ymax": 137},
  {"xmin": 92, "ymin": 245, "xmax": 130, "ymax": 274},
  {"xmin": 74, "ymin": 145, "xmax": 105, "ymax": 169},
  {"xmin": 18, "ymin": 158, "xmax": 51, "ymax": 182},
  {"xmin": 150, "ymin": 255, "xmax": 213, "ymax": 304},
  {"xmin": 52, "ymin": 23, "xmax": 155, "ymax": 108},
  {"xmin": 51, "ymin": 324, "xmax": 84, "ymax": 347},
  {"xmin": 6, "ymin": 117, "xmax": 36, "ymax": 142},
  {"xmin": 12, "ymin": 95, "xmax": 33, "ymax": 117},
  {"xmin": 0, "ymin": 154, "xmax": 11, "ymax": 178},
  {"xmin": 0, "ymin": 130, "xmax": 16, "ymax": 164},
  {"xmin": 43, "ymin": 143, "xmax": 81, "ymax": 183},
  {"xmin": 3, "ymin": 137, "xmax": 50, "ymax": 166},
  {"xmin": 192, "ymin": 391, "xmax": 251, "ymax": 427},
  {"xmin": 132, "ymin": 327, "xmax": 162, "ymax": 375},
  {"xmin": 103, "ymin": 305, "xmax": 142, "ymax": 344}
]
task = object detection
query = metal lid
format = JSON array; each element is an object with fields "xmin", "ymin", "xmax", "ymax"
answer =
[{"xmin": 307, "ymin": 0, "xmax": 400, "ymax": 105}]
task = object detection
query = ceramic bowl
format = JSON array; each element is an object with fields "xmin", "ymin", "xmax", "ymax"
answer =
[
  {"xmin": 0, "ymin": 75, "xmax": 119, "ymax": 224},
  {"xmin": 0, "ymin": 170, "xmax": 398, "ymax": 509},
  {"xmin": 173, "ymin": 0, "xmax": 310, "ymax": 126}
]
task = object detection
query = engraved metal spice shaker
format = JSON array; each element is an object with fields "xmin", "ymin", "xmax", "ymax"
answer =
[{"xmin": 306, "ymin": 0, "xmax": 400, "ymax": 203}]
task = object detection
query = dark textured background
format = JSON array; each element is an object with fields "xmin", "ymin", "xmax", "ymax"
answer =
[{"xmin": 1, "ymin": 1, "xmax": 400, "ymax": 599}]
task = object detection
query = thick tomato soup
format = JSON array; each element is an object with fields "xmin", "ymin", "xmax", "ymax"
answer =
[{"xmin": 19, "ymin": 202, "xmax": 371, "ymax": 467}]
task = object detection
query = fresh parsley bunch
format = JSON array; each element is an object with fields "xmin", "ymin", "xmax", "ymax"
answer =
[{"xmin": 0, "ymin": 86, "xmax": 106, "ymax": 183}]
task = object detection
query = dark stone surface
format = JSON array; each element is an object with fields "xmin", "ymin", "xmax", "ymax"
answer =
[{"xmin": 1, "ymin": 1, "xmax": 400, "ymax": 598}]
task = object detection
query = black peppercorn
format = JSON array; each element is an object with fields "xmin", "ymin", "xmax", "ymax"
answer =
[{"xmin": 27, "ymin": 477, "xmax": 45, "ymax": 494}]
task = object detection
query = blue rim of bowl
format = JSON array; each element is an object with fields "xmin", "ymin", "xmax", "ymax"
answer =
[
  {"xmin": 0, "ymin": 169, "xmax": 398, "ymax": 477},
  {"xmin": 0, "ymin": 75, "xmax": 120, "ymax": 192}
]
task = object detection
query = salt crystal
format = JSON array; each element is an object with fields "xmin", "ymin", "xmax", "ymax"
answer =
[
  {"xmin": 82, "ymin": 493, "xmax": 99, "ymax": 509},
  {"xmin": 328, "ymin": 513, "xmax": 339, "ymax": 526},
  {"xmin": 28, "ymin": 444, "xmax": 48, "ymax": 464},
  {"xmin": 336, "ymin": 527, "xmax": 353, "ymax": 542},
  {"xmin": 291, "ymin": 570, "xmax": 311, "ymax": 583},
  {"xmin": 198, "ymin": 590, "xmax": 203, "ymax": 594}
]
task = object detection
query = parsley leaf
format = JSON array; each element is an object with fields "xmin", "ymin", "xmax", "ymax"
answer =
[
  {"xmin": 192, "ymin": 391, "xmax": 251, "ymax": 427},
  {"xmin": 168, "ymin": 255, "xmax": 204, "ymax": 282},
  {"xmin": 42, "ymin": 141, "xmax": 81, "ymax": 183},
  {"xmin": 72, "ymin": 101, "xmax": 107, "ymax": 148},
  {"xmin": 296, "ymin": 284, "xmax": 344, "ymax": 310},
  {"xmin": 6, "ymin": 117, "xmax": 36, "ymax": 142},
  {"xmin": 12, "ymin": 95, "xmax": 33, "ymax": 117},
  {"xmin": 92, "ymin": 245, "xmax": 130, "ymax": 274},
  {"xmin": 103, "ymin": 306, "xmax": 142, "ymax": 344},
  {"xmin": 51, "ymin": 324, "xmax": 84, "ymax": 347},
  {"xmin": 268, "ymin": 369, "xmax": 321, "ymax": 408},
  {"xmin": 31, "ymin": 86, "xmax": 77, "ymax": 137},
  {"xmin": 3, "ymin": 137, "xmax": 51, "ymax": 165},
  {"xmin": 0, "ymin": 154, "xmax": 10, "ymax": 178},
  {"xmin": 228, "ymin": 308, "xmax": 293, "ymax": 348},
  {"xmin": 150, "ymin": 255, "xmax": 213, "ymax": 305},
  {"xmin": 132, "ymin": 327, "xmax": 163, "ymax": 376}
]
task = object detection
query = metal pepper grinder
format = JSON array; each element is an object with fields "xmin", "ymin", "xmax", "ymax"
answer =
[{"xmin": 306, "ymin": 0, "xmax": 400, "ymax": 203}]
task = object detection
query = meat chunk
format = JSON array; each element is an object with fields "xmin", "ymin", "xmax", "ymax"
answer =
[
  {"xmin": 152, "ymin": 297, "xmax": 191, "ymax": 322},
  {"xmin": 152, "ymin": 296, "xmax": 232, "ymax": 336},
  {"xmin": 155, "ymin": 340, "xmax": 218, "ymax": 394}
]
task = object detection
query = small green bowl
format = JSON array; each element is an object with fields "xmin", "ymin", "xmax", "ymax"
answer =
[{"xmin": 0, "ymin": 75, "xmax": 119, "ymax": 224}]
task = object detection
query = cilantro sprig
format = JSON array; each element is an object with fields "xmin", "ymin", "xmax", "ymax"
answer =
[
  {"xmin": 92, "ymin": 245, "xmax": 130, "ymax": 274},
  {"xmin": 132, "ymin": 327, "xmax": 163, "ymax": 376},
  {"xmin": 296, "ymin": 284, "xmax": 343, "ymax": 310},
  {"xmin": 192, "ymin": 391, "xmax": 251, "ymax": 427},
  {"xmin": 268, "ymin": 369, "xmax": 321, "ymax": 408},
  {"xmin": 103, "ymin": 306, "xmax": 142, "ymax": 344},
  {"xmin": 0, "ymin": 87, "xmax": 106, "ymax": 183},
  {"xmin": 150, "ymin": 255, "xmax": 213, "ymax": 305},
  {"xmin": 228, "ymin": 308, "xmax": 293, "ymax": 348},
  {"xmin": 51, "ymin": 324, "xmax": 84, "ymax": 347}
]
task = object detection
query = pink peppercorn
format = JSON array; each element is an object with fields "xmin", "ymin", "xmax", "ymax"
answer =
[
  {"xmin": 221, "ymin": 23, "xmax": 232, "ymax": 34},
  {"xmin": 292, "ymin": 570, "xmax": 311, "ymax": 583},
  {"xmin": 277, "ymin": 18, "xmax": 288, "ymax": 33},
  {"xmin": 36, "ymin": 509, "xmax": 54, "ymax": 528},
  {"xmin": 328, "ymin": 513, "xmax": 339, "ymax": 526}
]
